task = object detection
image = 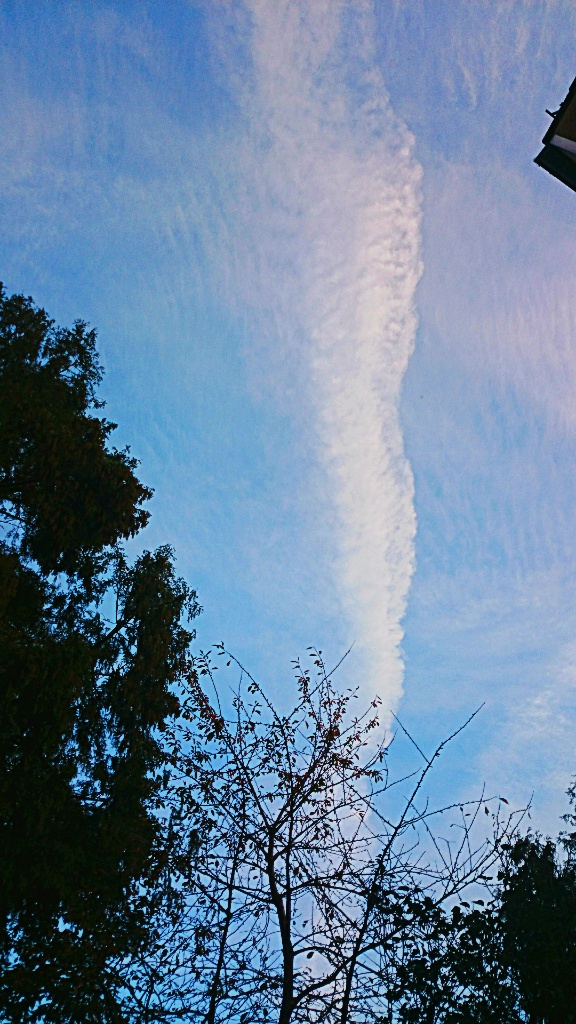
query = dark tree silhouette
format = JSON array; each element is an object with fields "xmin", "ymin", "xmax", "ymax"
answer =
[
  {"xmin": 0, "ymin": 285, "xmax": 200, "ymax": 1023},
  {"xmin": 120, "ymin": 648, "xmax": 515, "ymax": 1024},
  {"xmin": 499, "ymin": 830, "xmax": 576, "ymax": 1023},
  {"xmin": 392, "ymin": 800, "xmax": 576, "ymax": 1023},
  {"xmin": 4, "ymin": 282, "xmax": 566, "ymax": 1024}
]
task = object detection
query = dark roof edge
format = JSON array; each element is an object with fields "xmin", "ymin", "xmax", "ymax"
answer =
[
  {"xmin": 534, "ymin": 143, "xmax": 576, "ymax": 194},
  {"xmin": 542, "ymin": 75, "xmax": 576, "ymax": 145}
]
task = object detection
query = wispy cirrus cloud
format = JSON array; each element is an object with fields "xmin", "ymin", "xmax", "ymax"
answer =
[
  {"xmin": 0, "ymin": 0, "xmax": 424, "ymax": 710},
  {"xmin": 215, "ymin": 0, "xmax": 423, "ymax": 708}
]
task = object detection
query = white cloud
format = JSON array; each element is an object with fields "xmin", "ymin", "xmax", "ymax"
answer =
[
  {"xmin": 221, "ymin": 0, "xmax": 423, "ymax": 708},
  {"xmin": 0, "ymin": 0, "xmax": 423, "ymax": 714}
]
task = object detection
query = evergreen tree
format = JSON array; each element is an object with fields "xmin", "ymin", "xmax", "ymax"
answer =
[
  {"xmin": 393, "ymin": 816, "xmax": 576, "ymax": 1022},
  {"xmin": 0, "ymin": 285, "xmax": 199, "ymax": 1023}
]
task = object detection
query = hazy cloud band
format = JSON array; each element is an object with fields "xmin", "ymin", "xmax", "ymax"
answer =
[{"xmin": 237, "ymin": 0, "xmax": 423, "ymax": 708}]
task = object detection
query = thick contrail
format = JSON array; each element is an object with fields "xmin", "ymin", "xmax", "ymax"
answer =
[{"xmin": 237, "ymin": 0, "xmax": 422, "ymax": 709}]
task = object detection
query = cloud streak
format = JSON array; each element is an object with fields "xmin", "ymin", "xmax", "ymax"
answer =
[
  {"xmin": 0, "ymin": 0, "xmax": 423, "ymax": 711},
  {"xmin": 227, "ymin": 0, "xmax": 423, "ymax": 707}
]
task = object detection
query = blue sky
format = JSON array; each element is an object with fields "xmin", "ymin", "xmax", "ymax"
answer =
[{"xmin": 3, "ymin": 0, "xmax": 576, "ymax": 830}]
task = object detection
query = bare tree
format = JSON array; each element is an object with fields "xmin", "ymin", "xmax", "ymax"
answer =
[{"xmin": 119, "ymin": 648, "xmax": 517, "ymax": 1024}]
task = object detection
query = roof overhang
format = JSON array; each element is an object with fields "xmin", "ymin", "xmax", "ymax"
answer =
[{"xmin": 535, "ymin": 76, "xmax": 576, "ymax": 193}]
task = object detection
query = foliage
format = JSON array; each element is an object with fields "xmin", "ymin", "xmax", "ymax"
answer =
[
  {"xmin": 0, "ymin": 285, "xmax": 149, "ymax": 577},
  {"xmin": 499, "ymin": 831, "xmax": 576, "ymax": 1023},
  {"xmin": 120, "ymin": 648, "xmax": 514, "ymax": 1024},
  {"xmin": 0, "ymin": 285, "xmax": 200, "ymax": 1023},
  {"xmin": 393, "ymin": 814, "xmax": 576, "ymax": 1023},
  {"xmin": 4, "ymin": 283, "xmax": 576, "ymax": 1024}
]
